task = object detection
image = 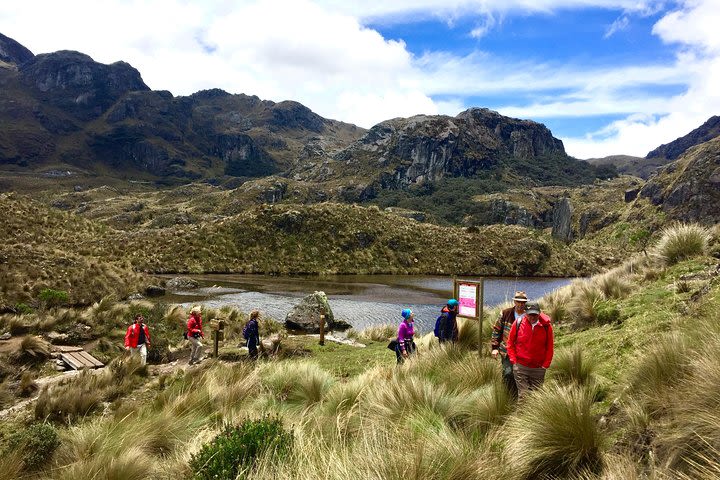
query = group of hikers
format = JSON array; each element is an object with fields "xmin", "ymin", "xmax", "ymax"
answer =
[
  {"xmin": 123, "ymin": 289, "xmax": 553, "ymax": 399},
  {"xmin": 396, "ymin": 290, "xmax": 554, "ymax": 399},
  {"xmin": 123, "ymin": 305, "xmax": 262, "ymax": 366}
]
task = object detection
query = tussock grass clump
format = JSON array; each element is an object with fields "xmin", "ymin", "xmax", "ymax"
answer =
[
  {"xmin": 456, "ymin": 316, "xmax": 481, "ymax": 350},
  {"xmin": 592, "ymin": 272, "xmax": 633, "ymax": 300},
  {"xmin": 541, "ymin": 287, "xmax": 571, "ymax": 324},
  {"xmin": 625, "ymin": 333, "xmax": 692, "ymax": 416},
  {"xmin": 260, "ymin": 361, "xmax": 334, "ymax": 410},
  {"xmin": 504, "ymin": 384, "xmax": 605, "ymax": 479},
  {"xmin": 654, "ymin": 223, "xmax": 711, "ymax": 265},
  {"xmin": 549, "ymin": 346, "xmax": 599, "ymax": 388},
  {"xmin": 347, "ymin": 324, "xmax": 395, "ymax": 342},
  {"xmin": 567, "ymin": 281, "xmax": 604, "ymax": 327},
  {"xmin": 14, "ymin": 335, "xmax": 51, "ymax": 363}
]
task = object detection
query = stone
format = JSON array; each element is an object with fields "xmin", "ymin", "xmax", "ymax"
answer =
[
  {"xmin": 145, "ymin": 285, "xmax": 166, "ymax": 297},
  {"xmin": 0, "ymin": 332, "xmax": 11, "ymax": 341},
  {"xmin": 624, "ymin": 188, "xmax": 639, "ymax": 202},
  {"xmin": 285, "ymin": 291, "xmax": 351, "ymax": 333},
  {"xmin": 165, "ymin": 277, "xmax": 200, "ymax": 291},
  {"xmin": 45, "ymin": 331, "xmax": 69, "ymax": 344},
  {"xmin": 127, "ymin": 293, "xmax": 144, "ymax": 300}
]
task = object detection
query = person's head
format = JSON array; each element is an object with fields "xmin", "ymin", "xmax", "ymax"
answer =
[
  {"xmin": 512, "ymin": 291, "xmax": 528, "ymax": 312},
  {"xmin": 191, "ymin": 305, "xmax": 202, "ymax": 316},
  {"xmin": 250, "ymin": 310, "xmax": 260, "ymax": 320},
  {"xmin": 447, "ymin": 299, "xmax": 459, "ymax": 310},
  {"xmin": 525, "ymin": 301, "xmax": 541, "ymax": 319},
  {"xmin": 401, "ymin": 308, "xmax": 413, "ymax": 321},
  {"xmin": 134, "ymin": 313, "xmax": 144, "ymax": 323}
]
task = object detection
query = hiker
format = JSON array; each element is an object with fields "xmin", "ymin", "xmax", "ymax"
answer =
[
  {"xmin": 396, "ymin": 308, "xmax": 416, "ymax": 364},
  {"xmin": 124, "ymin": 313, "xmax": 151, "ymax": 366},
  {"xmin": 506, "ymin": 301, "xmax": 554, "ymax": 400},
  {"xmin": 187, "ymin": 305, "xmax": 205, "ymax": 365},
  {"xmin": 435, "ymin": 298, "xmax": 459, "ymax": 343},
  {"xmin": 490, "ymin": 290, "xmax": 528, "ymax": 399},
  {"xmin": 243, "ymin": 310, "xmax": 261, "ymax": 359}
]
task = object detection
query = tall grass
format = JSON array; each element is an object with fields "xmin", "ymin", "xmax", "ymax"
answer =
[
  {"xmin": 654, "ymin": 223, "xmax": 711, "ymax": 265},
  {"xmin": 504, "ymin": 384, "xmax": 605, "ymax": 479},
  {"xmin": 549, "ymin": 345, "xmax": 599, "ymax": 388},
  {"xmin": 567, "ymin": 281, "xmax": 605, "ymax": 327},
  {"xmin": 346, "ymin": 324, "xmax": 395, "ymax": 342},
  {"xmin": 260, "ymin": 361, "xmax": 334, "ymax": 411}
]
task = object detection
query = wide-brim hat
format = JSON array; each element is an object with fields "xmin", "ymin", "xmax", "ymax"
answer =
[
  {"xmin": 190, "ymin": 305, "xmax": 202, "ymax": 313},
  {"xmin": 512, "ymin": 291, "xmax": 528, "ymax": 302}
]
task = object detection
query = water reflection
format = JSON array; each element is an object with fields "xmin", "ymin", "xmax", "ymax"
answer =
[{"xmin": 161, "ymin": 274, "xmax": 573, "ymax": 334}]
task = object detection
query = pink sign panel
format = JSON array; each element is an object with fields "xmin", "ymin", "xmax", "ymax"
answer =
[{"xmin": 458, "ymin": 283, "xmax": 477, "ymax": 318}]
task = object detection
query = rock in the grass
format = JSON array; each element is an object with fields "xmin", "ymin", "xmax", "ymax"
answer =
[
  {"xmin": 145, "ymin": 285, "xmax": 166, "ymax": 297},
  {"xmin": 45, "ymin": 331, "xmax": 69, "ymax": 344},
  {"xmin": 165, "ymin": 277, "xmax": 200, "ymax": 291},
  {"xmin": 127, "ymin": 293, "xmax": 144, "ymax": 301},
  {"xmin": 284, "ymin": 291, "xmax": 351, "ymax": 332},
  {"xmin": 0, "ymin": 332, "xmax": 11, "ymax": 341},
  {"xmin": 260, "ymin": 333, "xmax": 283, "ymax": 354}
]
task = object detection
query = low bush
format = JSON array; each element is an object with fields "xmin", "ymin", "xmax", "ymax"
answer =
[
  {"xmin": 190, "ymin": 417, "xmax": 293, "ymax": 480},
  {"xmin": 5, "ymin": 423, "xmax": 60, "ymax": 471},
  {"xmin": 38, "ymin": 288, "xmax": 69, "ymax": 308},
  {"xmin": 654, "ymin": 223, "xmax": 711, "ymax": 265},
  {"xmin": 595, "ymin": 300, "xmax": 621, "ymax": 325}
]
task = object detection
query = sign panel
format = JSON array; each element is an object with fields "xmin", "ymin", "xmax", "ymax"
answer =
[{"xmin": 458, "ymin": 283, "xmax": 478, "ymax": 318}]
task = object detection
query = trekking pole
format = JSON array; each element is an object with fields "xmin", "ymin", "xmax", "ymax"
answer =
[{"xmin": 319, "ymin": 314, "xmax": 325, "ymax": 346}]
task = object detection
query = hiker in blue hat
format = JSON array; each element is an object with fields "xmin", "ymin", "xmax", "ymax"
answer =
[
  {"xmin": 396, "ymin": 308, "xmax": 416, "ymax": 363},
  {"xmin": 435, "ymin": 299, "xmax": 459, "ymax": 344}
]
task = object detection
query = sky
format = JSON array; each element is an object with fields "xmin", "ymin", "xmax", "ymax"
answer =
[{"xmin": 1, "ymin": 0, "xmax": 719, "ymax": 159}]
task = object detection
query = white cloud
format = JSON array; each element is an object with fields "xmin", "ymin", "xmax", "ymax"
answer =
[{"xmin": 604, "ymin": 15, "xmax": 629, "ymax": 38}]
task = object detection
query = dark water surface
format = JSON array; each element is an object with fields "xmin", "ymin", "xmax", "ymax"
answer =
[{"xmin": 160, "ymin": 274, "xmax": 573, "ymax": 334}]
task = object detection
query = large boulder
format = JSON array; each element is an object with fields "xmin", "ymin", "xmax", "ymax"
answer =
[
  {"xmin": 285, "ymin": 291, "xmax": 351, "ymax": 333},
  {"xmin": 165, "ymin": 277, "xmax": 200, "ymax": 291}
]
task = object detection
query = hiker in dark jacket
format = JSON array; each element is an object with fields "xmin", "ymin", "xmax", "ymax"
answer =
[
  {"xmin": 490, "ymin": 291, "xmax": 527, "ymax": 399},
  {"xmin": 507, "ymin": 301, "xmax": 554, "ymax": 400},
  {"xmin": 437, "ymin": 299, "xmax": 459, "ymax": 343},
  {"xmin": 243, "ymin": 310, "xmax": 261, "ymax": 359},
  {"xmin": 125, "ymin": 313, "xmax": 151, "ymax": 366}
]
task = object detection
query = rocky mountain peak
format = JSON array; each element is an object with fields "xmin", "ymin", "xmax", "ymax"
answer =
[
  {"xmin": 646, "ymin": 115, "xmax": 720, "ymax": 161},
  {"xmin": 0, "ymin": 33, "xmax": 34, "ymax": 67}
]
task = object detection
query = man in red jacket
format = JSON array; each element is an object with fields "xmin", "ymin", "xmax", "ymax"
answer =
[
  {"xmin": 506, "ymin": 301, "xmax": 553, "ymax": 400},
  {"xmin": 125, "ymin": 314, "xmax": 151, "ymax": 366}
]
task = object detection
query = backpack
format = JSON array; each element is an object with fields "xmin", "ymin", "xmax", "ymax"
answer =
[
  {"xmin": 242, "ymin": 322, "xmax": 250, "ymax": 340},
  {"xmin": 434, "ymin": 315, "xmax": 443, "ymax": 338}
]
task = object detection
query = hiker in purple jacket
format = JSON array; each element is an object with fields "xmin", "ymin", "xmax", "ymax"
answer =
[{"xmin": 396, "ymin": 308, "xmax": 416, "ymax": 364}]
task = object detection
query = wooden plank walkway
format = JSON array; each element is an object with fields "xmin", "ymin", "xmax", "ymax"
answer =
[{"xmin": 59, "ymin": 351, "xmax": 104, "ymax": 370}]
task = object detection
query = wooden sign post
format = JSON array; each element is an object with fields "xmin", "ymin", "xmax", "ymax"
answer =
[{"xmin": 319, "ymin": 314, "xmax": 326, "ymax": 346}]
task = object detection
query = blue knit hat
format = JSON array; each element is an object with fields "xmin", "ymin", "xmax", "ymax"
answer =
[
  {"xmin": 401, "ymin": 308, "xmax": 413, "ymax": 319},
  {"xmin": 447, "ymin": 299, "xmax": 459, "ymax": 307}
]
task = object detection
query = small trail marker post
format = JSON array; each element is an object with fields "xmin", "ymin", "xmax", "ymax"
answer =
[{"xmin": 319, "ymin": 314, "xmax": 326, "ymax": 346}]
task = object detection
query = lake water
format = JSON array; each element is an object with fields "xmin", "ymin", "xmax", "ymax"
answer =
[{"xmin": 160, "ymin": 274, "xmax": 573, "ymax": 334}]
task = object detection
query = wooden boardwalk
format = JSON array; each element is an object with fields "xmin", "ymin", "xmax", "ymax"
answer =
[{"xmin": 59, "ymin": 350, "xmax": 104, "ymax": 370}]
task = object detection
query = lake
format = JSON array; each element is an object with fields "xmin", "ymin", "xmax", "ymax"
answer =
[{"xmin": 160, "ymin": 274, "xmax": 574, "ymax": 334}]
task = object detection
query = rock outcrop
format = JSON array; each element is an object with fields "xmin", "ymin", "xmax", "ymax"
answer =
[
  {"xmin": 285, "ymin": 291, "xmax": 351, "ymax": 333},
  {"xmin": 647, "ymin": 116, "xmax": 720, "ymax": 161},
  {"xmin": 552, "ymin": 197, "xmax": 573, "ymax": 243},
  {"xmin": 0, "ymin": 32, "xmax": 34, "ymax": 66},
  {"xmin": 639, "ymin": 136, "xmax": 720, "ymax": 224}
]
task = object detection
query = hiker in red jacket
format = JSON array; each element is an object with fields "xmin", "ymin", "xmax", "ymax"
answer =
[
  {"xmin": 187, "ymin": 306, "xmax": 204, "ymax": 365},
  {"xmin": 125, "ymin": 313, "xmax": 151, "ymax": 366},
  {"xmin": 506, "ymin": 301, "xmax": 554, "ymax": 400}
]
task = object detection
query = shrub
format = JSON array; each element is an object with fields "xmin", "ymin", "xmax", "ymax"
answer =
[
  {"xmin": 505, "ymin": 385, "xmax": 605, "ymax": 479},
  {"xmin": 14, "ymin": 303, "xmax": 33, "ymax": 314},
  {"xmin": 5, "ymin": 423, "xmax": 60, "ymax": 471},
  {"xmin": 38, "ymin": 288, "xmax": 69, "ymax": 308},
  {"xmin": 595, "ymin": 301, "xmax": 621, "ymax": 325},
  {"xmin": 190, "ymin": 417, "xmax": 293, "ymax": 480},
  {"xmin": 654, "ymin": 223, "xmax": 711, "ymax": 265}
]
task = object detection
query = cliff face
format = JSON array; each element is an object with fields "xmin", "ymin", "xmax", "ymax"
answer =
[
  {"xmin": 647, "ymin": 116, "xmax": 720, "ymax": 161},
  {"xmin": 640, "ymin": 136, "xmax": 720, "ymax": 224}
]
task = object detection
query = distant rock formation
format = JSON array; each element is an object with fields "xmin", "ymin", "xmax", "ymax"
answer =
[
  {"xmin": 647, "ymin": 116, "xmax": 720, "ymax": 161},
  {"xmin": 552, "ymin": 197, "xmax": 573, "ymax": 243},
  {"xmin": 285, "ymin": 291, "xmax": 351, "ymax": 333},
  {"xmin": 0, "ymin": 32, "xmax": 34, "ymax": 66}
]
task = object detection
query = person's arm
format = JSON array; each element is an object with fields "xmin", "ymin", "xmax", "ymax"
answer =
[
  {"xmin": 397, "ymin": 324, "xmax": 408, "ymax": 354},
  {"xmin": 507, "ymin": 320, "xmax": 518, "ymax": 364},
  {"xmin": 124, "ymin": 325, "xmax": 132, "ymax": 349},
  {"xmin": 490, "ymin": 315, "xmax": 503, "ymax": 357},
  {"xmin": 543, "ymin": 324, "xmax": 554, "ymax": 369},
  {"xmin": 144, "ymin": 325, "xmax": 151, "ymax": 348}
]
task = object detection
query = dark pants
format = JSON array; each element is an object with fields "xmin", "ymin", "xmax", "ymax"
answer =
[
  {"xmin": 513, "ymin": 363, "xmax": 547, "ymax": 400},
  {"xmin": 247, "ymin": 336, "xmax": 259, "ymax": 359},
  {"xmin": 395, "ymin": 340, "xmax": 416, "ymax": 364},
  {"xmin": 501, "ymin": 354, "xmax": 518, "ymax": 399}
]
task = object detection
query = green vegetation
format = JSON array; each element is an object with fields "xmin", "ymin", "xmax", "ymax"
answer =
[
  {"xmin": 4, "ymin": 423, "xmax": 60, "ymax": 472},
  {"xmin": 189, "ymin": 418, "xmax": 293, "ymax": 480},
  {"xmin": 655, "ymin": 222, "xmax": 711, "ymax": 265}
]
